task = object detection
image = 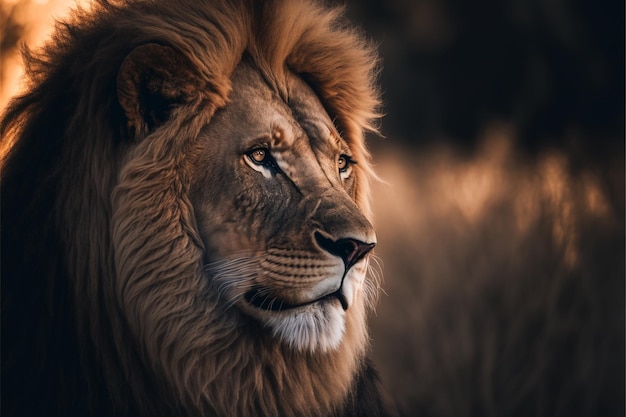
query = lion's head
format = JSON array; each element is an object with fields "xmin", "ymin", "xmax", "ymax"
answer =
[
  {"xmin": 1, "ymin": 1, "xmax": 386, "ymax": 416},
  {"xmin": 186, "ymin": 59, "xmax": 378, "ymax": 352}
]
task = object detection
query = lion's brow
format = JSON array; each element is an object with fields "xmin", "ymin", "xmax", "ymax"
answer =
[{"xmin": 329, "ymin": 128, "xmax": 347, "ymax": 149}]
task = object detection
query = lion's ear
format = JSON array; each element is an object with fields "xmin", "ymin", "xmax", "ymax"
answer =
[{"xmin": 117, "ymin": 43, "xmax": 199, "ymax": 135}]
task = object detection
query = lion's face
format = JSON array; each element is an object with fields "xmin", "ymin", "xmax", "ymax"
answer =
[{"xmin": 188, "ymin": 62, "xmax": 376, "ymax": 352}]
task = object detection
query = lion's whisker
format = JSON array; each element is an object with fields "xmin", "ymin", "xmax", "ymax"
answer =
[{"xmin": 362, "ymin": 254, "xmax": 385, "ymax": 312}]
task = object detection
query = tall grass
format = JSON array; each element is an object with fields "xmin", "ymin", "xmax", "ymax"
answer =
[{"xmin": 369, "ymin": 128, "xmax": 624, "ymax": 417}]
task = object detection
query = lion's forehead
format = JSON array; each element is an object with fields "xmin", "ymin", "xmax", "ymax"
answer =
[{"xmin": 229, "ymin": 61, "xmax": 347, "ymax": 159}]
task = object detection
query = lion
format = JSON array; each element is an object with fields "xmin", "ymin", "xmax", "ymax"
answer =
[{"xmin": 0, "ymin": 0, "xmax": 389, "ymax": 416}]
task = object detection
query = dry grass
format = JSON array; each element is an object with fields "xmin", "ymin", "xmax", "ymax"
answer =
[{"xmin": 369, "ymin": 127, "xmax": 624, "ymax": 417}]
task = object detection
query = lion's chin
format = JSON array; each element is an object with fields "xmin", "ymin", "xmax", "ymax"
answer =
[{"xmin": 260, "ymin": 299, "xmax": 346, "ymax": 353}]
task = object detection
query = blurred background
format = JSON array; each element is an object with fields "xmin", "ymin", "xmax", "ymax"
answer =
[{"xmin": 2, "ymin": 1, "xmax": 624, "ymax": 416}]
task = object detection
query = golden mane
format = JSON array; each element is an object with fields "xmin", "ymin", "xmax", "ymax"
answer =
[{"xmin": 1, "ymin": 0, "xmax": 385, "ymax": 416}]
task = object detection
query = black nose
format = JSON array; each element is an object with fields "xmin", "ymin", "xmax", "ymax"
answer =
[{"xmin": 315, "ymin": 232, "xmax": 376, "ymax": 270}]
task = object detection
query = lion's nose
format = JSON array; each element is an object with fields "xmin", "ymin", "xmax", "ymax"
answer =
[{"xmin": 315, "ymin": 232, "xmax": 375, "ymax": 270}]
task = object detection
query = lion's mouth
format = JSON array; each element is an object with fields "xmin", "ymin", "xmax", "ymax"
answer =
[{"xmin": 244, "ymin": 288, "xmax": 348, "ymax": 312}]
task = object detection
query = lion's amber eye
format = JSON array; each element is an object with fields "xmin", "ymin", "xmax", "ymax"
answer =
[
  {"xmin": 338, "ymin": 155, "xmax": 351, "ymax": 173},
  {"xmin": 248, "ymin": 148, "xmax": 267, "ymax": 164},
  {"xmin": 245, "ymin": 147, "xmax": 279, "ymax": 175}
]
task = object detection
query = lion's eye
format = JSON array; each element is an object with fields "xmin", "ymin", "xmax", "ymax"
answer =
[
  {"xmin": 338, "ymin": 154, "xmax": 353, "ymax": 176},
  {"xmin": 248, "ymin": 148, "xmax": 268, "ymax": 164},
  {"xmin": 245, "ymin": 147, "xmax": 279, "ymax": 178},
  {"xmin": 338, "ymin": 156, "xmax": 347, "ymax": 171}
]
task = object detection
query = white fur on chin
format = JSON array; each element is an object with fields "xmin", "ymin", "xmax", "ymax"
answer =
[{"xmin": 265, "ymin": 301, "xmax": 346, "ymax": 353}]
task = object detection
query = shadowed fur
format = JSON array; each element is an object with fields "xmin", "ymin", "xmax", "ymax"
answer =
[{"xmin": 1, "ymin": 0, "xmax": 389, "ymax": 416}]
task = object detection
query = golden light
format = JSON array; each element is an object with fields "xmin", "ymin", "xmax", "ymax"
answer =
[{"xmin": 1, "ymin": 0, "xmax": 89, "ymax": 112}]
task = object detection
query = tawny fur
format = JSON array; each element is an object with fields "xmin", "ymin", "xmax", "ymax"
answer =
[{"xmin": 1, "ymin": 1, "xmax": 385, "ymax": 416}]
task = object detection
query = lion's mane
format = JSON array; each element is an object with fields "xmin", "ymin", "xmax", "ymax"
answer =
[{"xmin": 1, "ymin": 1, "xmax": 386, "ymax": 416}]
